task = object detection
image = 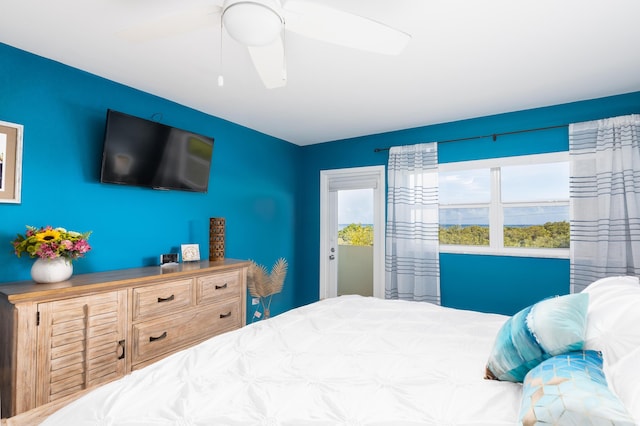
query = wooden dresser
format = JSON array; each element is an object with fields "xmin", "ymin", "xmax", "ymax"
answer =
[{"xmin": 0, "ymin": 259, "xmax": 248, "ymax": 418}]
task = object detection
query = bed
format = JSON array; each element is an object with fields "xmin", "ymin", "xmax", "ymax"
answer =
[{"xmin": 6, "ymin": 276, "xmax": 640, "ymax": 425}]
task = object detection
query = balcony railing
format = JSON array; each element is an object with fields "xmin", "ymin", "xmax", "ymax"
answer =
[{"xmin": 337, "ymin": 244, "xmax": 373, "ymax": 297}]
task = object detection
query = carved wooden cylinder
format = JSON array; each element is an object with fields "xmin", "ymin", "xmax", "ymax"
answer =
[{"xmin": 209, "ymin": 217, "xmax": 226, "ymax": 261}]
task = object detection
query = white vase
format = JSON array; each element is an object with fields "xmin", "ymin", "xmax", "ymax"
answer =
[{"xmin": 31, "ymin": 257, "xmax": 73, "ymax": 283}]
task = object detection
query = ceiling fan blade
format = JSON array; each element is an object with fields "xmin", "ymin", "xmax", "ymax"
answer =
[
  {"xmin": 247, "ymin": 37, "xmax": 287, "ymax": 89},
  {"xmin": 283, "ymin": 0, "xmax": 410, "ymax": 55},
  {"xmin": 117, "ymin": 5, "xmax": 222, "ymax": 42}
]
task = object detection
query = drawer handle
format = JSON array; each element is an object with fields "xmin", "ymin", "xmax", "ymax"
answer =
[
  {"xmin": 215, "ymin": 283, "xmax": 228, "ymax": 290},
  {"xmin": 117, "ymin": 339, "xmax": 126, "ymax": 360},
  {"xmin": 149, "ymin": 331, "xmax": 168, "ymax": 342},
  {"xmin": 220, "ymin": 311, "xmax": 232, "ymax": 319},
  {"xmin": 157, "ymin": 294, "xmax": 175, "ymax": 303}
]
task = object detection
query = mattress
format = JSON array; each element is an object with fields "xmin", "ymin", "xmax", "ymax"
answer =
[{"xmin": 41, "ymin": 295, "xmax": 521, "ymax": 425}]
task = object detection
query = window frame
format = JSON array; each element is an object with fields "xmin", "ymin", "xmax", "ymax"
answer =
[{"xmin": 438, "ymin": 152, "xmax": 569, "ymax": 259}]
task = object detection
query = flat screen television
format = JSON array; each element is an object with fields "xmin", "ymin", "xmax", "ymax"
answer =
[{"xmin": 100, "ymin": 109, "xmax": 214, "ymax": 193}]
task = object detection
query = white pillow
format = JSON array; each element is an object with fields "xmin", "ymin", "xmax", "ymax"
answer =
[
  {"xmin": 606, "ymin": 347, "xmax": 640, "ymax": 424},
  {"xmin": 583, "ymin": 276, "xmax": 640, "ymax": 295},
  {"xmin": 581, "ymin": 276, "xmax": 640, "ymax": 367}
]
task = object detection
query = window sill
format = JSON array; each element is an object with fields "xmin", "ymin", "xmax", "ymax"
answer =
[{"xmin": 440, "ymin": 245, "xmax": 569, "ymax": 259}]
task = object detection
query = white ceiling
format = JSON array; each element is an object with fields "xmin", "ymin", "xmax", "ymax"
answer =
[{"xmin": 2, "ymin": 0, "xmax": 640, "ymax": 146}]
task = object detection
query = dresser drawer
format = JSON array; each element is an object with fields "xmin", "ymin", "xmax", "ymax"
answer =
[
  {"xmin": 132, "ymin": 279, "xmax": 194, "ymax": 322},
  {"xmin": 131, "ymin": 297, "xmax": 241, "ymax": 364},
  {"xmin": 196, "ymin": 269, "xmax": 243, "ymax": 305}
]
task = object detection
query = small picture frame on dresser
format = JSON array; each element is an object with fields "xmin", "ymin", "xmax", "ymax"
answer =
[
  {"xmin": 160, "ymin": 253, "xmax": 178, "ymax": 266},
  {"xmin": 181, "ymin": 244, "xmax": 200, "ymax": 262}
]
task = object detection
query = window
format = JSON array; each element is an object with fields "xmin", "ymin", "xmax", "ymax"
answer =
[
  {"xmin": 338, "ymin": 188, "xmax": 374, "ymax": 246},
  {"xmin": 439, "ymin": 152, "xmax": 569, "ymax": 258}
]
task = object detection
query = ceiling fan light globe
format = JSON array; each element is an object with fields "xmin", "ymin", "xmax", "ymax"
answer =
[{"xmin": 223, "ymin": 1, "xmax": 282, "ymax": 46}]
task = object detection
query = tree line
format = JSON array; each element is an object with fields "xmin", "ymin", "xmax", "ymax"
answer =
[
  {"xmin": 439, "ymin": 221, "xmax": 569, "ymax": 248},
  {"xmin": 339, "ymin": 222, "xmax": 570, "ymax": 248}
]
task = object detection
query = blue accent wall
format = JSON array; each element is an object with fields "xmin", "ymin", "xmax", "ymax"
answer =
[
  {"xmin": 297, "ymin": 92, "xmax": 640, "ymax": 315},
  {"xmin": 2, "ymin": 41, "xmax": 639, "ymax": 317},
  {"xmin": 0, "ymin": 43, "xmax": 300, "ymax": 322},
  {"xmin": 440, "ymin": 254, "xmax": 570, "ymax": 315}
]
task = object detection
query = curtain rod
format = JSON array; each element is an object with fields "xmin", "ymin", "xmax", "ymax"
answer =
[{"xmin": 373, "ymin": 124, "xmax": 568, "ymax": 153}]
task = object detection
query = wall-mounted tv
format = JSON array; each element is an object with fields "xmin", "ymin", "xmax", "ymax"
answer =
[{"xmin": 100, "ymin": 109, "xmax": 214, "ymax": 193}]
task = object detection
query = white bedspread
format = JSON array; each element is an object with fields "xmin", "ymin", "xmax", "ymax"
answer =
[{"xmin": 42, "ymin": 296, "xmax": 522, "ymax": 425}]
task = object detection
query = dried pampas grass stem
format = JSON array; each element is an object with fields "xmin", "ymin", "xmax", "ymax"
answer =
[{"xmin": 248, "ymin": 257, "xmax": 288, "ymax": 319}]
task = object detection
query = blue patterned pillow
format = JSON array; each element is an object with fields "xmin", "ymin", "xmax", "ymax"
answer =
[
  {"xmin": 485, "ymin": 293, "xmax": 589, "ymax": 382},
  {"xmin": 519, "ymin": 351, "xmax": 635, "ymax": 426}
]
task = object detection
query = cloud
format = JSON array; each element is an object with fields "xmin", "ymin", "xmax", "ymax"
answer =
[{"xmin": 338, "ymin": 189, "xmax": 374, "ymax": 224}]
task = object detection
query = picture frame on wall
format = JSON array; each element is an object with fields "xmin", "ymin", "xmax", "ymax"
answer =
[
  {"xmin": 181, "ymin": 244, "xmax": 201, "ymax": 262},
  {"xmin": 0, "ymin": 120, "xmax": 23, "ymax": 204}
]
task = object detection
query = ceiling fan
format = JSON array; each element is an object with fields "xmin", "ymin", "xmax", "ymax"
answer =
[{"xmin": 119, "ymin": 0, "xmax": 411, "ymax": 89}]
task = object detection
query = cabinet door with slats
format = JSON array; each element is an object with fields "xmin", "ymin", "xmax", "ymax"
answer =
[{"xmin": 35, "ymin": 290, "xmax": 127, "ymax": 406}]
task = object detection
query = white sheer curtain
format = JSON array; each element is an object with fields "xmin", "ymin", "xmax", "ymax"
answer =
[
  {"xmin": 385, "ymin": 143, "xmax": 440, "ymax": 303},
  {"xmin": 569, "ymin": 114, "xmax": 640, "ymax": 293}
]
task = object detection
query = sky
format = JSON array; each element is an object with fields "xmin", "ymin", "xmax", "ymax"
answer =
[
  {"xmin": 338, "ymin": 188, "xmax": 373, "ymax": 224},
  {"xmin": 337, "ymin": 161, "xmax": 569, "ymax": 227},
  {"xmin": 439, "ymin": 161, "xmax": 569, "ymax": 225},
  {"xmin": 439, "ymin": 162, "xmax": 569, "ymax": 204}
]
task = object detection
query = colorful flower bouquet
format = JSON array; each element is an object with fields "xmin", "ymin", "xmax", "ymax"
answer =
[{"xmin": 12, "ymin": 225, "xmax": 92, "ymax": 260}]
